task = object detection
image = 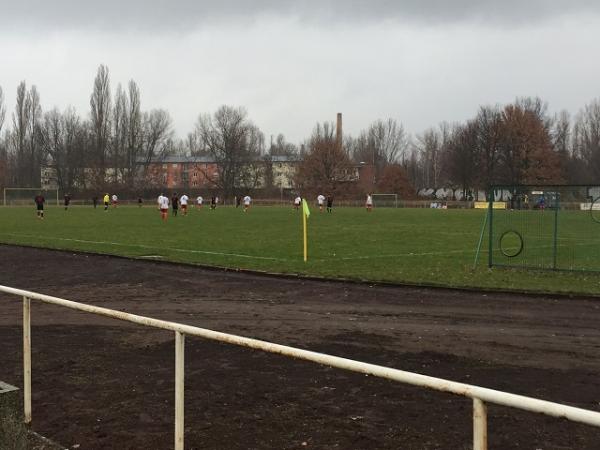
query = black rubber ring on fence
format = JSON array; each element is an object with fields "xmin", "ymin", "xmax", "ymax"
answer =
[
  {"xmin": 591, "ymin": 198, "xmax": 600, "ymax": 224},
  {"xmin": 499, "ymin": 230, "xmax": 524, "ymax": 258}
]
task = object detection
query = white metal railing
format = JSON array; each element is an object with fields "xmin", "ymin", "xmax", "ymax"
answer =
[{"xmin": 1, "ymin": 285, "xmax": 599, "ymax": 450}]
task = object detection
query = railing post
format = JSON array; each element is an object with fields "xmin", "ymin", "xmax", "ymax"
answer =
[
  {"xmin": 473, "ymin": 398, "xmax": 487, "ymax": 450},
  {"xmin": 175, "ymin": 331, "xmax": 185, "ymax": 450},
  {"xmin": 23, "ymin": 296, "xmax": 32, "ymax": 424}
]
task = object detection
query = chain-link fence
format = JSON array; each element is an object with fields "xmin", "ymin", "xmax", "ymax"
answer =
[{"xmin": 488, "ymin": 185, "xmax": 600, "ymax": 272}]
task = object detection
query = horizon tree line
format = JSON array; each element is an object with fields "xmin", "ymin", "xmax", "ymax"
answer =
[{"xmin": 0, "ymin": 65, "xmax": 599, "ymax": 198}]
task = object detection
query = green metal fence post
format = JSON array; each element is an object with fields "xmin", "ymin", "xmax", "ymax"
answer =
[
  {"xmin": 473, "ymin": 208, "xmax": 489, "ymax": 271},
  {"xmin": 553, "ymin": 192, "xmax": 560, "ymax": 270},
  {"xmin": 488, "ymin": 188, "xmax": 494, "ymax": 268}
]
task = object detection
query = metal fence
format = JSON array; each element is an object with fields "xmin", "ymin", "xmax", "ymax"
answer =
[
  {"xmin": 1, "ymin": 284, "xmax": 600, "ymax": 450},
  {"xmin": 488, "ymin": 185, "xmax": 600, "ymax": 272}
]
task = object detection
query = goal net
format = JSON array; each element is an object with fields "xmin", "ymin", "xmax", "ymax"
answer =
[
  {"xmin": 487, "ymin": 184, "xmax": 600, "ymax": 272},
  {"xmin": 371, "ymin": 194, "xmax": 398, "ymax": 208},
  {"xmin": 3, "ymin": 188, "xmax": 60, "ymax": 206}
]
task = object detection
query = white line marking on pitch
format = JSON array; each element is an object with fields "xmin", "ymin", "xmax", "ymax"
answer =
[{"xmin": 4, "ymin": 234, "xmax": 287, "ymax": 262}]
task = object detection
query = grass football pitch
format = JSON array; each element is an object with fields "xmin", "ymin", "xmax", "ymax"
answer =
[{"xmin": 1, "ymin": 204, "xmax": 599, "ymax": 295}]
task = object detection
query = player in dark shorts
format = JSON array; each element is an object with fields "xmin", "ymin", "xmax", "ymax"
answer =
[
  {"xmin": 64, "ymin": 194, "xmax": 71, "ymax": 210},
  {"xmin": 327, "ymin": 195, "xmax": 333, "ymax": 213},
  {"xmin": 138, "ymin": 197, "xmax": 143, "ymax": 208},
  {"xmin": 34, "ymin": 194, "xmax": 45, "ymax": 219},
  {"xmin": 92, "ymin": 196, "xmax": 98, "ymax": 208},
  {"xmin": 210, "ymin": 196, "xmax": 217, "ymax": 210},
  {"xmin": 171, "ymin": 193, "xmax": 179, "ymax": 216}
]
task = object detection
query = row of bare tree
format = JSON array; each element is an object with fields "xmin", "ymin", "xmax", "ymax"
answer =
[
  {"xmin": 404, "ymin": 98, "xmax": 600, "ymax": 198},
  {"xmin": 1, "ymin": 65, "xmax": 599, "ymax": 198},
  {"xmin": 0, "ymin": 65, "xmax": 174, "ymax": 192}
]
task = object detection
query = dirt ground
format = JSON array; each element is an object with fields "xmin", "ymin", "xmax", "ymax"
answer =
[{"xmin": 1, "ymin": 245, "xmax": 599, "ymax": 450}]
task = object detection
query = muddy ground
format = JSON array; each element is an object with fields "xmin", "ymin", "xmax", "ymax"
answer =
[{"xmin": 0, "ymin": 245, "xmax": 599, "ymax": 449}]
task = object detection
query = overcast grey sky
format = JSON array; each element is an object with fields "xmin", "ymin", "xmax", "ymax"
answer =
[{"xmin": 1, "ymin": 1, "xmax": 599, "ymax": 142}]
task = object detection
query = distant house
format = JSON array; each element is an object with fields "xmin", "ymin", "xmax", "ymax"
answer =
[
  {"xmin": 137, "ymin": 156, "xmax": 219, "ymax": 189},
  {"xmin": 271, "ymin": 155, "xmax": 301, "ymax": 189},
  {"xmin": 41, "ymin": 166, "xmax": 59, "ymax": 190}
]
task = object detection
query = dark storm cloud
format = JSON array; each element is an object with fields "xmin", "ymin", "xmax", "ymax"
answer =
[{"xmin": 2, "ymin": 0, "xmax": 599, "ymax": 30}]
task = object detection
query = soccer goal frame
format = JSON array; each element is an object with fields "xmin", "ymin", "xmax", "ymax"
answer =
[
  {"xmin": 371, "ymin": 193, "xmax": 398, "ymax": 208},
  {"xmin": 3, "ymin": 188, "xmax": 59, "ymax": 206}
]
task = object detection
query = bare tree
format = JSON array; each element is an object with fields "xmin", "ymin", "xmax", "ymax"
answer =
[
  {"xmin": 26, "ymin": 85, "xmax": 43, "ymax": 186},
  {"xmin": 0, "ymin": 86, "xmax": 7, "ymax": 188},
  {"xmin": 474, "ymin": 105, "xmax": 502, "ymax": 196},
  {"xmin": 353, "ymin": 118, "xmax": 408, "ymax": 185},
  {"xmin": 0, "ymin": 86, "xmax": 5, "ymax": 136},
  {"xmin": 445, "ymin": 121, "xmax": 479, "ymax": 199},
  {"xmin": 142, "ymin": 109, "xmax": 173, "ymax": 164},
  {"xmin": 111, "ymin": 83, "xmax": 128, "ymax": 183},
  {"xmin": 269, "ymin": 134, "xmax": 297, "ymax": 157},
  {"xmin": 415, "ymin": 127, "xmax": 442, "ymax": 189},
  {"xmin": 573, "ymin": 99, "xmax": 600, "ymax": 182},
  {"xmin": 296, "ymin": 122, "xmax": 352, "ymax": 194},
  {"xmin": 12, "ymin": 81, "xmax": 30, "ymax": 185},
  {"xmin": 126, "ymin": 80, "xmax": 142, "ymax": 186},
  {"xmin": 195, "ymin": 105, "xmax": 263, "ymax": 199},
  {"xmin": 41, "ymin": 108, "xmax": 65, "ymax": 189},
  {"xmin": 90, "ymin": 64, "xmax": 112, "ymax": 184},
  {"xmin": 551, "ymin": 110, "xmax": 572, "ymax": 182}
]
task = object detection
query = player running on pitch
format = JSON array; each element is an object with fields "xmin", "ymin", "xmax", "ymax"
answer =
[
  {"xmin": 327, "ymin": 195, "xmax": 333, "ymax": 213},
  {"xmin": 180, "ymin": 193, "xmax": 189, "ymax": 216},
  {"xmin": 157, "ymin": 193, "xmax": 169, "ymax": 221},
  {"xmin": 103, "ymin": 193, "xmax": 110, "ymax": 211},
  {"xmin": 294, "ymin": 196, "xmax": 301, "ymax": 211},
  {"xmin": 317, "ymin": 194, "xmax": 325, "ymax": 212},
  {"xmin": 243, "ymin": 195, "xmax": 252, "ymax": 212},
  {"xmin": 366, "ymin": 193, "xmax": 373, "ymax": 212},
  {"xmin": 111, "ymin": 194, "xmax": 118, "ymax": 208},
  {"xmin": 34, "ymin": 193, "xmax": 45, "ymax": 219},
  {"xmin": 171, "ymin": 193, "xmax": 179, "ymax": 216},
  {"xmin": 196, "ymin": 195, "xmax": 203, "ymax": 208}
]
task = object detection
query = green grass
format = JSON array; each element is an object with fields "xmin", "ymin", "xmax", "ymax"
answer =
[{"xmin": 1, "ymin": 205, "xmax": 600, "ymax": 295}]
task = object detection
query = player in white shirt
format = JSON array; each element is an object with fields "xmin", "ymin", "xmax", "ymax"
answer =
[
  {"xmin": 196, "ymin": 196, "xmax": 203, "ymax": 208},
  {"xmin": 317, "ymin": 194, "xmax": 325, "ymax": 212},
  {"xmin": 111, "ymin": 194, "xmax": 118, "ymax": 208},
  {"xmin": 157, "ymin": 194, "xmax": 169, "ymax": 221},
  {"xmin": 294, "ymin": 196, "xmax": 301, "ymax": 211},
  {"xmin": 180, "ymin": 194, "xmax": 189, "ymax": 216},
  {"xmin": 243, "ymin": 195, "xmax": 251, "ymax": 212},
  {"xmin": 366, "ymin": 193, "xmax": 373, "ymax": 212}
]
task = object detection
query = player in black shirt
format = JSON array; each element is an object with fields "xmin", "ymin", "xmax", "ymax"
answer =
[
  {"xmin": 171, "ymin": 193, "xmax": 179, "ymax": 216},
  {"xmin": 34, "ymin": 194, "xmax": 45, "ymax": 219},
  {"xmin": 64, "ymin": 194, "xmax": 71, "ymax": 210},
  {"xmin": 327, "ymin": 195, "xmax": 333, "ymax": 213}
]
